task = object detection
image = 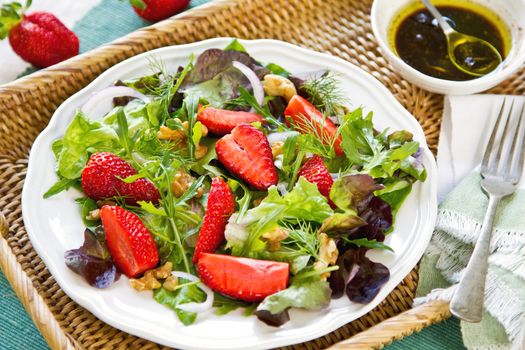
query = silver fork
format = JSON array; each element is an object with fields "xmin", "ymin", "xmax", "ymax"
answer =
[{"xmin": 450, "ymin": 98, "xmax": 525, "ymax": 323}]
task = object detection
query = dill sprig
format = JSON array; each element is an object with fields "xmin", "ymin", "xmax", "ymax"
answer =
[
  {"xmin": 303, "ymin": 71, "xmax": 349, "ymax": 116},
  {"xmin": 280, "ymin": 221, "xmax": 320, "ymax": 259},
  {"xmin": 146, "ymin": 55, "xmax": 194, "ymax": 123}
]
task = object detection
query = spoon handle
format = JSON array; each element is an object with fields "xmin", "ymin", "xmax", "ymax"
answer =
[{"xmin": 421, "ymin": 0, "xmax": 454, "ymax": 34}]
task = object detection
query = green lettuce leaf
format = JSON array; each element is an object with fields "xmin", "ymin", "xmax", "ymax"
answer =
[
  {"xmin": 153, "ymin": 280, "xmax": 206, "ymax": 326},
  {"xmin": 254, "ymin": 279, "xmax": 331, "ymax": 326},
  {"xmin": 56, "ymin": 111, "xmax": 119, "ymax": 179},
  {"xmin": 225, "ymin": 178, "xmax": 333, "ymax": 256}
]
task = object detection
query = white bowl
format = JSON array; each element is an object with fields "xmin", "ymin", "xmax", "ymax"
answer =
[{"xmin": 371, "ymin": 0, "xmax": 525, "ymax": 95}]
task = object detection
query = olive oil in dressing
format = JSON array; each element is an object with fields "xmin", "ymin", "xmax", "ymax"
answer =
[{"xmin": 389, "ymin": 1, "xmax": 511, "ymax": 81}]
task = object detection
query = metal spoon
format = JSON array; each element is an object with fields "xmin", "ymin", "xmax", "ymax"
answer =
[{"xmin": 421, "ymin": 0, "xmax": 502, "ymax": 77}]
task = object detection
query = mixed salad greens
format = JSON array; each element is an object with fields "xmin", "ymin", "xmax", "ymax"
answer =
[{"xmin": 47, "ymin": 39, "xmax": 427, "ymax": 327}]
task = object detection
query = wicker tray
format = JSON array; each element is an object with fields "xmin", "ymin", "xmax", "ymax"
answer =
[{"xmin": 5, "ymin": 0, "xmax": 523, "ymax": 348}]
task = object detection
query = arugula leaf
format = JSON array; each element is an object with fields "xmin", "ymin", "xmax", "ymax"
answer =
[
  {"xmin": 339, "ymin": 108, "xmax": 426, "ymax": 182},
  {"xmin": 375, "ymin": 179, "xmax": 413, "ymax": 216},
  {"xmin": 342, "ymin": 237, "xmax": 394, "ymax": 252},
  {"xmin": 265, "ymin": 63, "xmax": 290, "ymax": 77},
  {"xmin": 191, "ymin": 121, "xmax": 204, "ymax": 147},
  {"xmin": 44, "ymin": 178, "xmax": 78, "ymax": 199},
  {"xmin": 184, "ymin": 94, "xmax": 199, "ymax": 160},
  {"xmin": 137, "ymin": 201, "xmax": 167, "ymax": 216},
  {"xmin": 213, "ymin": 294, "xmax": 255, "ymax": 316},
  {"xmin": 237, "ymin": 86, "xmax": 288, "ymax": 130},
  {"xmin": 224, "ymin": 38, "xmax": 248, "ymax": 53},
  {"xmin": 75, "ymin": 197, "xmax": 100, "ymax": 227},
  {"xmin": 153, "ymin": 280, "xmax": 206, "ymax": 325}
]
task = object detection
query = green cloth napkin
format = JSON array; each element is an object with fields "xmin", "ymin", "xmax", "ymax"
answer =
[{"xmin": 416, "ymin": 171, "xmax": 525, "ymax": 350}]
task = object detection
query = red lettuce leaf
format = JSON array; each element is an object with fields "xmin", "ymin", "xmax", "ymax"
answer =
[
  {"xmin": 350, "ymin": 196, "xmax": 392, "ymax": 242},
  {"xmin": 185, "ymin": 48, "xmax": 269, "ymax": 85},
  {"xmin": 329, "ymin": 248, "xmax": 390, "ymax": 303},
  {"xmin": 345, "ymin": 249, "xmax": 390, "ymax": 303},
  {"xmin": 65, "ymin": 227, "xmax": 120, "ymax": 288}
]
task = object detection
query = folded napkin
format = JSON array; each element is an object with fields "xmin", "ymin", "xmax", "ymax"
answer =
[{"xmin": 415, "ymin": 95, "xmax": 525, "ymax": 350}]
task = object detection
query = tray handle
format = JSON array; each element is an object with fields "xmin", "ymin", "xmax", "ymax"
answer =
[
  {"xmin": 0, "ymin": 211, "xmax": 77, "ymax": 350},
  {"xmin": 327, "ymin": 300, "xmax": 451, "ymax": 349}
]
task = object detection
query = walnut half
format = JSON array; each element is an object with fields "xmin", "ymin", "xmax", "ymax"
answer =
[
  {"xmin": 313, "ymin": 233, "xmax": 339, "ymax": 280},
  {"xmin": 129, "ymin": 262, "xmax": 173, "ymax": 291},
  {"xmin": 263, "ymin": 74, "xmax": 297, "ymax": 102}
]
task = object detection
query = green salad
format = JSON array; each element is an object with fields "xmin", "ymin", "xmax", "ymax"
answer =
[{"xmin": 47, "ymin": 39, "xmax": 427, "ymax": 327}]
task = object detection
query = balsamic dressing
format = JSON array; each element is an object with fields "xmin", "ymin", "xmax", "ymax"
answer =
[{"xmin": 391, "ymin": 4, "xmax": 509, "ymax": 81}]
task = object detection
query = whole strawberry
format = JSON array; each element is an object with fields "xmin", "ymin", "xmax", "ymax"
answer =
[
  {"xmin": 193, "ymin": 177, "xmax": 235, "ymax": 263},
  {"xmin": 81, "ymin": 152, "xmax": 160, "ymax": 205},
  {"xmin": 131, "ymin": 0, "xmax": 190, "ymax": 22},
  {"xmin": 0, "ymin": 1, "xmax": 79, "ymax": 68}
]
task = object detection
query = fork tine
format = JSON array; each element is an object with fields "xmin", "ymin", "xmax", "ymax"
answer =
[
  {"xmin": 496, "ymin": 100, "xmax": 516, "ymax": 175},
  {"xmin": 495, "ymin": 100, "xmax": 514, "ymax": 175},
  {"xmin": 482, "ymin": 99, "xmax": 508, "ymax": 174},
  {"xmin": 510, "ymin": 102, "xmax": 525, "ymax": 183}
]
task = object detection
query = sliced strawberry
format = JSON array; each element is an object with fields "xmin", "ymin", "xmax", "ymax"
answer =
[
  {"xmin": 81, "ymin": 152, "xmax": 159, "ymax": 205},
  {"xmin": 284, "ymin": 95, "xmax": 344, "ymax": 156},
  {"xmin": 193, "ymin": 177, "xmax": 235, "ymax": 263},
  {"xmin": 197, "ymin": 253, "xmax": 289, "ymax": 302},
  {"xmin": 298, "ymin": 155, "xmax": 335, "ymax": 207},
  {"xmin": 100, "ymin": 205, "xmax": 159, "ymax": 278},
  {"xmin": 197, "ymin": 107, "xmax": 264, "ymax": 135},
  {"xmin": 215, "ymin": 124, "xmax": 278, "ymax": 191}
]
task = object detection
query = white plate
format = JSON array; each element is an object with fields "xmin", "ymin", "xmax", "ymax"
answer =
[{"xmin": 22, "ymin": 38, "xmax": 438, "ymax": 350}]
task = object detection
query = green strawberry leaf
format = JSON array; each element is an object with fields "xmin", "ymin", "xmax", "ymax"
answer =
[
  {"xmin": 0, "ymin": 0, "xmax": 33, "ymax": 39},
  {"xmin": 129, "ymin": 0, "xmax": 146, "ymax": 10}
]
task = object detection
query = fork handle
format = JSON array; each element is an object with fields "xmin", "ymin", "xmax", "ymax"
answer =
[{"xmin": 450, "ymin": 194, "xmax": 501, "ymax": 322}]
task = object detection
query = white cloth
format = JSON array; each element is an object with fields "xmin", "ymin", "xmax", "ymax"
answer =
[
  {"xmin": 421, "ymin": 94, "xmax": 525, "ymax": 350},
  {"xmin": 437, "ymin": 94, "xmax": 525, "ymax": 201},
  {"xmin": 0, "ymin": 0, "xmax": 102, "ymax": 85}
]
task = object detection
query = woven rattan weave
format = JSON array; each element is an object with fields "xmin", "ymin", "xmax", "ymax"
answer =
[{"xmin": 3, "ymin": 0, "xmax": 523, "ymax": 348}]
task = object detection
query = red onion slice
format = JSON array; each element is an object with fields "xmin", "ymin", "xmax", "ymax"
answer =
[
  {"xmin": 170, "ymin": 271, "xmax": 214, "ymax": 314},
  {"xmin": 267, "ymin": 131, "xmax": 299, "ymax": 145},
  {"xmin": 81, "ymin": 86, "xmax": 150, "ymax": 119},
  {"xmin": 232, "ymin": 61, "xmax": 264, "ymax": 107}
]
